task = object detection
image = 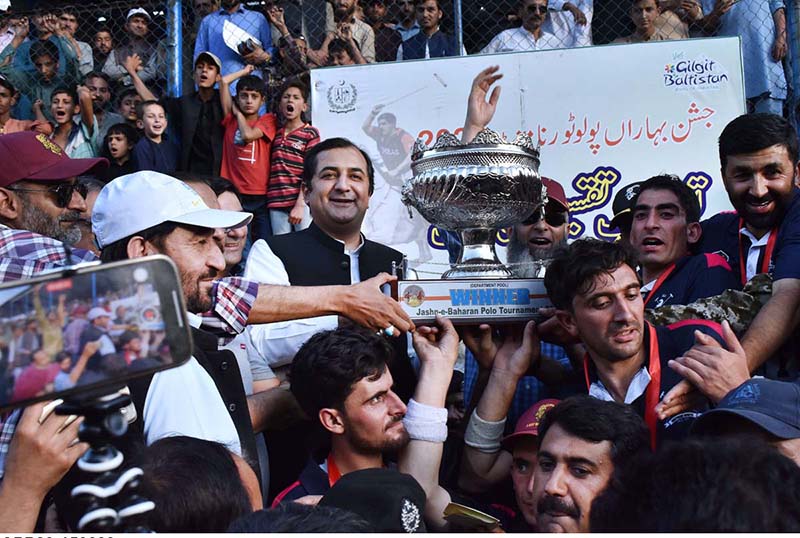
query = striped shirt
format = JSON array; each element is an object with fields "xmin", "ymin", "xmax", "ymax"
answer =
[{"xmin": 266, "ymin": 124, "xmax": 320, "ymax": 209}]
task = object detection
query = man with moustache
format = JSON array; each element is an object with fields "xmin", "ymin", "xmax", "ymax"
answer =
[
  {"xmin": 83, "ymin": 72, "xmax": 124, "ymax": 142},
  {"xmin": 545, "ymin": 239, "xmax": 737, "ymax": 448},
  {"xmin": 629, "ymin": 174, "xmax": 739, "ymax": 309},
  {"xmin": 533, "ymin": 396, "xmax": 649, "ymax": 532}
]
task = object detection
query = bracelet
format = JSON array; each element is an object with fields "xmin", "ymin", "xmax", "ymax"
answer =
[
  {"xmin": 464, "ymin": 409, "xmax": 507, "ymax": 453},
  {"xmin": 403, "ymin": 398, "xmax": 448, "ymax": 443}
]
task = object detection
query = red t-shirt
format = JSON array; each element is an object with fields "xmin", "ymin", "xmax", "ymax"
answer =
[
  {"xmin": 12, "ymin": 363, "xmax": 60, "ymax": 401},
  {"xmin": 220, "ymin": 113, "xmax": 278, "ymax": 195}
]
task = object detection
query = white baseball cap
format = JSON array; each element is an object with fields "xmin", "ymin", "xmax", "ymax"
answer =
[
  {"xmin": 88, "ymin": 307, "xmax": 111, "ymax": 321},
  {"xmin": 126, "ymin": 7, "xmax": 151, "ymax": 21},
  {"xmin": 92, "ymin": 171, "xmax": 253, "ymax": 249}
]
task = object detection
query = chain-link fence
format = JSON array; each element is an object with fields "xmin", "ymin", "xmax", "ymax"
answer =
[{"xmin": 0, "ymin": 0, "xmax": 797, "ymax": 137}]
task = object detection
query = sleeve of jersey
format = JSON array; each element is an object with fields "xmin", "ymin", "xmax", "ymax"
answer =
[
  {"xmin": 686, "ymin": 253, "xmax": 742, "ymax": 301},
  {"xmin": 772, "ymin": 203, "xmax": 800, "ymax": 281},
  {"xmin": 666, "ymin": 319, "xmax": 725, "ymax": 347},
  {"xmin": 258, "ymin": 113, "xmax": 278, "ymax": 142}
]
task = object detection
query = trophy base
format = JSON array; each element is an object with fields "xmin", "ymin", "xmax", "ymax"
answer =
[{"xmin": 442, "ymin": 263, "xmax": 513, "ymax": 279}]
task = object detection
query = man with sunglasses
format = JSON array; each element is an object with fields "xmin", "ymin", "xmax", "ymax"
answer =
[{"xmin": 481, "ymin": 0, "xmax": 586, "ymax": 53}]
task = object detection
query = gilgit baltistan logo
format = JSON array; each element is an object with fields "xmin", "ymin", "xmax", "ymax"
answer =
[{"xmin": 663, "ymin": 55, "xmax": 729, "ymax": 91}]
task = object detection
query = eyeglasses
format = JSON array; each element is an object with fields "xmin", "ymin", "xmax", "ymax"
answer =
[
  {"xmin": 521, "ymin": 209, "xmax": 567, "ymax": 227},
  {"xmin": 7, "ymin": 182, "xmax": 88, "ymax": 207}
]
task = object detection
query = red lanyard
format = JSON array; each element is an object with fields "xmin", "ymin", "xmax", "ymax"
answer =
[
  {"xmin": 583, "ymin": 323, "xmax": 661, "ymax": 450},
  {"xmin": 643, "ymin": 263, "xmax": 676, "ymax": 308},
  {"xmin": 737, "ymin": 218, "xmax": 777, "ymax": 286},
  {"xmin": 327, "ymin": 454, "xmax": 342, "ymax": 487}
]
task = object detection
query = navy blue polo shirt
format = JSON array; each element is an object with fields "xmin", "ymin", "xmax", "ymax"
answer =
[
  {"xmin": 643, "ymin": 253, "xmax": 740, "ymax": 309},
  {"xmin": 585, "ymin": 321, "xmax": 725, "ymax": 447},
  {"xmin": 699, "ymin": 188, "xmax": 800, "ymax": 284}
]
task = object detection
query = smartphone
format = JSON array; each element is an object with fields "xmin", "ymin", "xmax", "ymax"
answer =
[{"xmin": 0, "ymin": 255, "xmax": 192, "ymax": 413}]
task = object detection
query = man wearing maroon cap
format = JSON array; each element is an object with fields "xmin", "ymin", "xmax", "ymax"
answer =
[
  {"xmin": 459, "ymin": 317, "xmax": 558, "ymax": 531},
  {"xmin": 0, "ymin": 131, "xmax": 106, "ymax": 278}
]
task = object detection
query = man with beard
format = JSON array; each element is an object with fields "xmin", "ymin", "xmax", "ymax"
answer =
[
  {"xmin": 658, "ymin": 114, "xmax": 800, "ymax": 422},
  {"xmin": 545, "ymin": 239, "xmax": 736, "ymax": 448},
  {"xmin": 629, "ymin": 174, "xmax": 739, "ymax": 309},
  {"xmin": 364, "ymin": 0, "xmax": 403, "ymax": 62},
  {"xmin": 275, "ymin": 318, "xmax": 461, "ymax": 530},
  {"xmin": 315, "ymin": 0, "xmax": 376, "ymax": 64},
  {"xmin": 92, "ymin": 28, "xmax": 113, "ymax": 70},
  {"xmin": 83, "ymin": 71, "xmax": 124, "ymax": 142},
  {"xmin": 533, "ymin": 396, "xmax": 649, "ymax": 532}
]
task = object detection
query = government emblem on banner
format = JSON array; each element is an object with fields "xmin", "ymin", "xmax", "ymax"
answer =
[{"xmin": 327, "ymin": 80, "xmax": 358, "ymax": 114}]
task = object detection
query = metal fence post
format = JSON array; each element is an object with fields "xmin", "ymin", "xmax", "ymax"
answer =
[
  {"xmin": 453, "ymin": 0, "xmax": 464, "ymax": 55},
  {"xmin": 166, "ymin": 0, "xmax": 182, "ymax": 97}
]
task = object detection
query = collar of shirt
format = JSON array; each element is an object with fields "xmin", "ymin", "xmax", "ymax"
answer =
[
  {"xmin": 589, "ymin": 366, "xmax": 652, "ymax": 404},
  {"xmin": 217, "ymin": 5, "xmax": 245, "ymax": 15},
  {"xmin": 333, "ymin": 234, "xmax": 365, "ymax": 283},
  {"xmin": 641, "ymin": 279, "xmax": 656, "ymax": 293},
  {"xmin": 187, "ymin": 311, "xmax": 202, "ymax": 328},
  {"xmin": 739, "ymin": 226, "xmax": 771, "ymax": 281}
]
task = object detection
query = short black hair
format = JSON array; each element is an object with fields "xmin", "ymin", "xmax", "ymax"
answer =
[
  {"xmin": 118, "ymin": 87, "xmax": 139, "ymax": 107},
  {"xmin": 51, "ymin": 85, "xmax": 77, "ymax": 104},
  {"xmin": 94, "ymin": 26, "xmax": 112, "ymax": 37},
  {"xmin": 289, "ymin": 327, "xmax": 394, "ymax": 418},
  {"xmin": 544, "ymin": 239, "xmax": 640, "ymax": 310},
  {"xmin": 228, "ymin": 503, "xmax": 373, "ymax": 532},
  {"xmin": 57, "ymin": 6, "xmax": 79, "ymax": 19},
  {"xmin": 719, "ymin": 113, "xmax": 799, "ymax": 168},
  {"xmin": 537, "ymin": 395, "xmax": 650, "ymax": 470},
  {"xmin": 206, "ymin": 176, "xmax": 243, "ymax": 206},
  {"xmin": 84, "ymin": 70, "xmax": 111, "ymax": 87},
  {"xmin": 138, "ymin": 436, "xmax": 254, "ymax": 532},
  {"xmin": 99, "ymin": 221, "xmax": 180, "ymax": 263},
  {"xmin": 0, "ymin": 74, "xmax": 15, "ymax": 95},
  {"xmin": 302, "ymin": 137, "xmax": 375, "ymax": 195},
  {"xmin": 29, "ymin": 39, "xmax": 59, "ymax": 63},
  {"xmin": 102, "ymin": 123, "xmax": 140, "ymax": 158},
  {"xmin": 237, "ymin": 74, "xmax": 267, "ymax": 97},
  {"xmin": 634, "ymin": 174, "xmax": 701, "ymax": 223},
  {"xmin": 279, "ymin": 79, "xmax": 309, "ymax": 102},
  {"xmin": 328, "ymin": 38, "xmax": 351, "ymax": 57},
  {"xmin": 591, "ymin": 437, "xmax": 800, "ymax": 532}
]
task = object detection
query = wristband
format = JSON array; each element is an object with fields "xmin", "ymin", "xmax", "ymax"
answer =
[
  {"xmin": 403, "ymin": 398, "xmax": 448, "ymax": 443},
  {"xmin": 464, "ymin": 409, "xmax": 507, "ymax": 453}
]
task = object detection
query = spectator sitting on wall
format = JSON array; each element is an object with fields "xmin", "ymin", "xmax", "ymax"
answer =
[
  {"xmin": 481, "ymin": 0, "xmax": 563, "ymax": 52},
  {"xmin": 9, "ymin": 10, "xmax": 76, "ymax": 79},
  {"xmin": 613, "ymin": 0, "xmax": 672, "ymax": 42},
  {"xmin": 102, "ymin": 8, "xmax": 164, "ymax": 90}
]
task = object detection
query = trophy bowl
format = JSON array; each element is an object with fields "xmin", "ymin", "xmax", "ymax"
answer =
[{"xmin": 403, "ymin": 129, "xmax": 544, "ymax": 279}]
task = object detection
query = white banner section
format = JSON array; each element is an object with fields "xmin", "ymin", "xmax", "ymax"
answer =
[{"xmin": 311, "ymin": 37, "xmax": 746, "ymax": 278}]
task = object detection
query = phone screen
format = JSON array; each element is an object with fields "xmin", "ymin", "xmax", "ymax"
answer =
[{"xmin": 0, "ymin": 256, "xmax": 192, "ymax": 411}]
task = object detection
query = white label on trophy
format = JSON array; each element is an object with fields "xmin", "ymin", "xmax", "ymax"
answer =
[{"xmin": 396, "ymin": 279, "xmax": 552, "ymax": 323}]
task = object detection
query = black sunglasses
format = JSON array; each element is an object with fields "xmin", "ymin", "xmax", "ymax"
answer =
[
  {"xmin": 522, "ymin": 210, "xmax": 567, "ymax": 227},
  {"xmin": 526, "ymin": 4, "xmax": 549, "ymax": 13},
  {"xmin": 8, "ymin": 182, "xmax": 88, "ymax": 208}
]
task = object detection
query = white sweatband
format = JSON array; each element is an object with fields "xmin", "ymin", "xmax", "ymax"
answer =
[
  {"xmin": 464, "ymin": 409, "xmax": 507, "ymax": 453},
  {"xmin": 403, "ymin": 398, "xmax": 448, "ymax": 443}
]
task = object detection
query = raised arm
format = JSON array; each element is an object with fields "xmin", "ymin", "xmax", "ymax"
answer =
[
  {"xmin": 399, "ymin": 315, "xmax": 460, "ymax": 530},
  {"xmin": 123, "ymin": 53, "xmax": 157, "ymax": 101},
  {"xmin": 76, "ymin": 85, "xmax": 94, "ymax": 136},
  {"xmin": 461, "ymin": 66, "xmax": 503, "ymax": 144}
]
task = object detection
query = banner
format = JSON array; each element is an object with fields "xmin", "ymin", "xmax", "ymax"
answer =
[{"xmin": 311, "ymin": 37, "xmax": 746, "ymax": 277}]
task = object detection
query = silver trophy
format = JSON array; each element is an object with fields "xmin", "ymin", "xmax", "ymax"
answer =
[{"xmin": 403, "ymin": 128, "xmax": 545, "ymax": 278}]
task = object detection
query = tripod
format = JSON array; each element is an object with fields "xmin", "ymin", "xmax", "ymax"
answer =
[{"xmin": 56, "ymin": 390, "xmax": 154, "ymax": 532}]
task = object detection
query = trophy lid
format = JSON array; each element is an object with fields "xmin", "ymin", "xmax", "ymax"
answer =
[{"xmin": 411, "ymin": 128, "xmax": 540, "ymax": 161}]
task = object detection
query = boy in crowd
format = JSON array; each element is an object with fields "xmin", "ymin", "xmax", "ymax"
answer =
[
  {"xmin": 219, "ymin": 66, "xmax": 277, "ymax": 242},
  {"xmin": 613, "ymin": 0, "xmax": 671, "ymax": 43},
  {"xmin": 100, "ymin": 122, "xmax": 139, "ymax": 181},
  {"xmin": 267, "ymin": 81, "xmax": 319, "ymax": 235},
  {"xmin": 117, "ymin": 88, "xmax": 141, "ymax": 128},
  {"xmin": 132, "ymin": 100, "xmax": 177, "ymax": 172},
  {"xmin": 125, "ymin": 50, "xmax": 225, "ymax": 175},
  {"xmin": 0, "ymin": 75, "xmax": 51, "ymax": 134},
  {"xmin": 49, "ymin": 85, "xmax": 97, "ymax": 158},
  {"xmin": 0, "ymin": 25, "xmax": 80, "ymax": 122},
  {"xmin": 327, "ymin": 38, "xmax": 360, "ymax": 66}
]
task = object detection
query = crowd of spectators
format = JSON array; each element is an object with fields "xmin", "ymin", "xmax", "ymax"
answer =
[{"xmin": 0, "ymin": 0, "xmax": 796, "ymax": 534}]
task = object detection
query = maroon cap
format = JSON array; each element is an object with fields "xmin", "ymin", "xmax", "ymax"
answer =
[
  {"xmin": 542, "ymin": 178, "xmax": 568, "ymax": 211},
  {"xmin": 0, "ymin": 132, "xmax": 107, "ymax": 187},
  {"xmin": 501, "ymin": 399, "xmax": 560, "ymax": 450}
]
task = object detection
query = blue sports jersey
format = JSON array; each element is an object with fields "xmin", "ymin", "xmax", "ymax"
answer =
[
  {"xmin": 643, "ymin": 253, "xmax": 740, "ymax": 309},
  {"xmin": 699, "ymin": 188, "xmax": 800, "ymax": 284},
  {"xmin": 584, "ymin": 320, "xmax": 725, "ymax": 447}
]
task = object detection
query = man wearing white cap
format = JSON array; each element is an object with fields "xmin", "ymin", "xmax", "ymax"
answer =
[
  {"xmin": 78, "ymin": 307, "xmax": 116, "ymax": 365},
  {"xmin": 102, "ymin": 7, "xmax": 163, "ymax": 88}
]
